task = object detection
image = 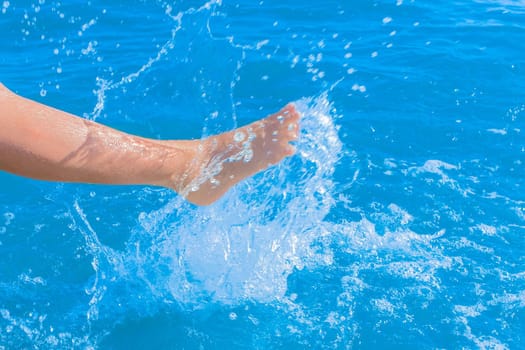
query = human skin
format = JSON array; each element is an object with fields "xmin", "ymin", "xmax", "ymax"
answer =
[{"xmin": 0, "ymin": 83, "xmax": 300, "ymax": 205}]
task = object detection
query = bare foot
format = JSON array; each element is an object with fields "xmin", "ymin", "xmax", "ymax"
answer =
[{"xmin": 177, "ymin": 104, "xmax": 300, "ymax": 206}]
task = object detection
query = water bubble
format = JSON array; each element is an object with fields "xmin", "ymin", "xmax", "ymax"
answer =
[
  {"xmin": 352, "ymin": 84, "xmax": 367, "ymax": 93},
  {"xmin": 291, "ymin": 55, "xmax": 300, "ymax": 68}
]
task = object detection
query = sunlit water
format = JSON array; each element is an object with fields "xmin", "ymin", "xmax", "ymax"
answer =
[{"xmin": 1, "ymin": 0, "xmax": 524, "ymax": 349}]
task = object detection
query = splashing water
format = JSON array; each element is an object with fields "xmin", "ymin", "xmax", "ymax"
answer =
[
  {"xmin": 77, "ymin": 94, "xmax": 343, "ymax": 314},
  {"xmin": 87, "ymin": 0, "xmax": 223, "ymax": 121}
]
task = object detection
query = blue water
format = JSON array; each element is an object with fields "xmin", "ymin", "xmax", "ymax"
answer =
[{"xmin": 1, "ymin": 0, "xmax": 524, "ymax": 348}]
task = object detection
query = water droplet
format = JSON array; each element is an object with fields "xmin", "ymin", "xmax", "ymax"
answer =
[
  {"xmin": 234, "ymin": 131, "xmax": 245, "ymax": 142},
  {"xmin": 246, "ymin": 128, "xmax": 256, "ymax": 142},
  {"xmin": 243, "ymin": 149, "xmax": 253, "ymax": 162}
]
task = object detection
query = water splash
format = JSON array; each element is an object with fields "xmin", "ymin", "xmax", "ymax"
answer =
[
  {"xmin": 88, "ymin": 0, "xmax": 222, "ymax": 121},
  {"xmin": 121, "ymin": 93, "xmax": 343, "ymax": 307}
]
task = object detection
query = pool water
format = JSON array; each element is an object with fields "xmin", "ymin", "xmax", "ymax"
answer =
[{"xmin": 1, "ymin": 0, "xmax": 524, "ymax": 349}]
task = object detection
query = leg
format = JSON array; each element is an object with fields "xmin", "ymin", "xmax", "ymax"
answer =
[{"xmin": 0, "ymin": 83, "xmax": 300, "ymax": 205}]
